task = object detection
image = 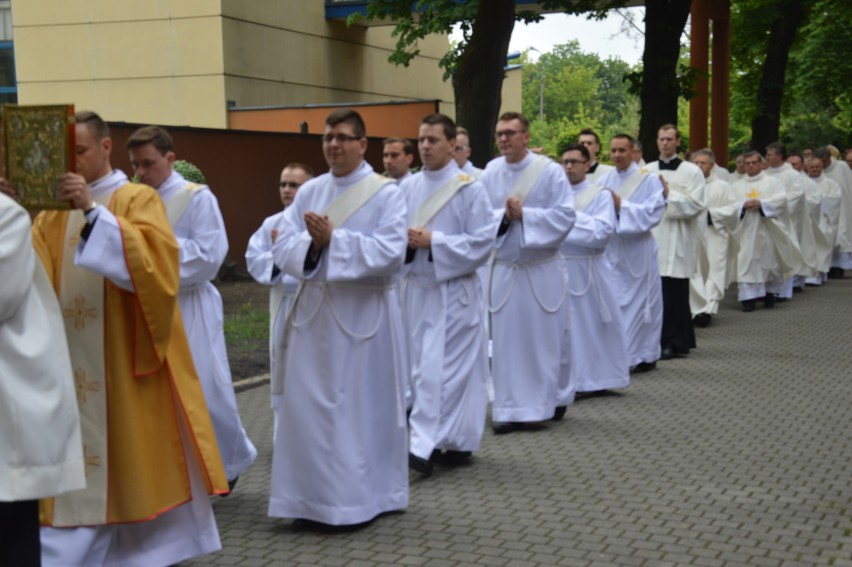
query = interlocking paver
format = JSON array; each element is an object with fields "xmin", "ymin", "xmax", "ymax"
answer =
[{"xmin": 184, "ymin": 279, "xmax": 852, "ymax": 566}]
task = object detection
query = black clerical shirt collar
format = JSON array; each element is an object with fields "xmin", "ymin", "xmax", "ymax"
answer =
[{"xmin": 659, "ymin": 155, "xmax": 682, "ymax": 171}]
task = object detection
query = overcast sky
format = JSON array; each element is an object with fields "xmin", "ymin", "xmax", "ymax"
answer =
[{"xmin": 452, "ymin": 8, "xmax": 646, "ymax": 65}]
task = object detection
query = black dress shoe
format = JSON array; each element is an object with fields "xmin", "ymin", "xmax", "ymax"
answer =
[
  {"xmin": 764, "ymin": 294, "xmax": 776, "ymax": 308},
  {"xmin": 741, "ymin": 300, "xmax": 756, "ymax": 312},
  {"xmin": 693, "ymin": 313, "xmax": 711, "ymax": 327},
  {"xmin": 220, "ymin": 476, "xmax": 239, "ymax": 497},
  {"xmin": 633, "ymin": 361, "xmax": 657, "ymax": 373},
  {"xmin": 551, "ymin": 405, "xmax": 567, "ymax": 421},
  {"xmin": 660, "ymin": 345, "xmax": 676, "ymax": 360},
  {"xmin": 492, "ymin": 422, "xmax": 516, "ymax": 435},
  {"xmin": 441, "ymin": 450, "xmax": 472, "ymax": 466},
  {"xmin": 408, "ymin": 452, "xmax": 433, "ymax": 476}
]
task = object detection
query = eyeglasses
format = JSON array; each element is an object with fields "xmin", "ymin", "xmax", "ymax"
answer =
[
  {"xmin": 495, "ymin": 130, "xmax": 525, "ymax": 139},
  {"xmin": 322, "ymin": 133, "xmax": 362, "ymax": 144},
  {"xmin": 279, "ymin": 181, "xmax": 301, "ymax": 189},
  {"xmin": 561, "ymin": 159, "xmax": 588, "ymax": 166}
]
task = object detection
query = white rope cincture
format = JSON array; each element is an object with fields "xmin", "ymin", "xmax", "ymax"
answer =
[{"xmin": 489, "ymin": 255, "xmax": 566, "ymax": 314}]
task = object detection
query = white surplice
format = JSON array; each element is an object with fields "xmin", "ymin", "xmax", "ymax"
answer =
[
  {"xmin": 586, "ymin": 162, "xmax": 615, "ymax": 184},
  {"xmin": 479, "ymin": 153, "xmax": 576, "ymax": 422},
  {"xmin": 646, "ymin": 159, "xmax": 707, "ymax": 278},
  {"xmin": 0, "ymin": 194, "xmax": 85, "ymax": 503},
  {"xmin": 158, "ymin": 171, "xmax": 256, "ymax": 481},
  {"xmin": 560, "ymin": 181, "xmax": 629, "ymax": 393},
  {"xmin": 268, "ymin": 161, "xmax": 408, "ymax": 525},
  {"xmin": 730, "ymin": 172, "xmax": 801, "ymax": 299},
  {"xmin": 688, "ymin": 176, "xmax": 739, "ymax": 315},
  {"xmin": 598, "ymin": 163, "xmax": 666, "ymax": 366},
  {"xmin": 401, "ymin": 162, "xmax": 496, "ymax": 460},
  {"xmin": 807, "ymin": 174, "xmax": 843, "ymax": 277},
  {"xmin": 766, "ymin": 163, "xmax": 817, "ymax": 281},
  {"xmin": 824, "ymin": 158, "xmax": 852, "ymax": 268}
]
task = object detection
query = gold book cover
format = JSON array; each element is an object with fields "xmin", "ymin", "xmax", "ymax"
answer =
[{"xmin": 2, "ymin": 104, "xmax": 75, "ymax": 210}]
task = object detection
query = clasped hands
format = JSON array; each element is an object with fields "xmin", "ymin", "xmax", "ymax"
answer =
[
  {"xmin": 305, "ymin": 212, "xmax": 332, "ymax": 249},
  {"xmin": 505, "ymin": 197, "xmax": 523, "ymax": 221},
  {"xmin": 408, "ymin": 227, "xmax": 431, "ymax": 249}
]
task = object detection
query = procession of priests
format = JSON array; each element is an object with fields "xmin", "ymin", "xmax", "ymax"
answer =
[{"xmin": 2, "ymin": 103, "xmax": 851, "ymax": 565}]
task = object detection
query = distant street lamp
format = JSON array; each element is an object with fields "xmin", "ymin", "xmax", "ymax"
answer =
[{"xmin": 529, "ymin": 47, "xmax": 545, "ymax": 122}]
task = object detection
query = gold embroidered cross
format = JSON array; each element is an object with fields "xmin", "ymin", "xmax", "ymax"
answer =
[
  {"xmin": 83, "ymin": 445, "xmax": 101, "ymax": 477},
  {"xmin": 746, "ymin": 187, "xmax": 761, "ymax": 199},
  {"xmin": 64, "ymin": 295, "xmax": 97, "ymax": 330},
  {"xmin": 74, "ymin": 368, "xmax": 100, "ymax": 404}
]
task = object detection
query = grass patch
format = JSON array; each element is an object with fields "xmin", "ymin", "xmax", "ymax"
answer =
[{"xmin": 224, "ymin": 302, "xmax": 269, "ymax": 349}]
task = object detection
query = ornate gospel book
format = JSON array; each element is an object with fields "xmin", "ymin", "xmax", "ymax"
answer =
[{"xmin": 2, "ymin": 104, "xmax": 75, "ymax": 210}]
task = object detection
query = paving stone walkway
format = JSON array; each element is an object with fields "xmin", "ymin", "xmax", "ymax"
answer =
[{"xmin": 187, "ymin": 278, "xmax": 852, "ymax": 566}]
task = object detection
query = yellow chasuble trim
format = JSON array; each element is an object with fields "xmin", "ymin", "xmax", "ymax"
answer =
[{"xmin": 33, "ymin": 183, "xmax": 227, "ymax": 527}]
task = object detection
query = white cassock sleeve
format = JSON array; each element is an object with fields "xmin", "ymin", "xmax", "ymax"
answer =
[
  {"xmin": 246, "ymin": 213, "xmax": 285, "ymax": 285},
  {"xmin": 76, "ymin": 206, "xmax": 134, "ymax": 291},
  {"xmin": 0, "ymin": 195, "xmax": 34, "ymax": 320},
  {"xmin": 662, "ymin": 169, "xmax": 706, "ymax": 219},
  {"xmin": 517, "ymin": 165, "xmax": 576, "ymax": 249},
  {"xmin": 618, "ymin": 176, "xmax": 666, "ymax": 235},
  {"xmin": 429, "ymin": 182, "xmax": 498, "ymax": 283},
  {"xmin": 565, "ymin": 191, "xmax": 617, "ymax": 248},
  {"xmin": 175, "ymin": 190, "xmax": 229, "ymax": 285}
]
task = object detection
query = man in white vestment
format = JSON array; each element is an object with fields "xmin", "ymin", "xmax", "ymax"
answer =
[
  {"xmin": 579, "ymin": 128, "xmax": 615, "ymax": 183},
  {"xmin": 631, "ymin": 139, "xmax": 646, "ymax": 166},
  {"xmin": 598, "ymin": 134, "xmax": 666, "ymax": 372},
  {"xmin": 846, "ymin": 149, "xmax": 852, "ymax": 170},
  {"xmin": 0, "ymin": 192, "xmax": 85, "ymax": 566},
  {"xmin": 559, "ymin": 143, "xmax": 629, "ymax": 398},
  {"xmin": 269, "ymin": 109, "xmax": 408, "ymax": 527},
  {"xmin": 731, "ymin": 154, "xmax": 747, "ymax": 182},
  {"xmin": 730, "ymin": 151, "xmax": 801, "ymax": 311},
  {"xmin": 128, "ymin": 125, "xmax": 257, "ymax": 489},
  {"xmin": 787, "ymin": 152, "xmax": 805, "ymax": 172},
  {"xmin": 646, "ymin": 124, "xmax": 706, "ymax": 360},
  {"xmin": 454, "ymin": 126, "xmax": 483, "ymax": 177},
  {"xmin": 688, "ymin": 150, "xmax": 739, "ymax": 326},
  {"xmin": 383, "ymin": 137, "xmax": 415, "ymax": 181},
  {"xmin": 401, "ymin": 113, "xmax": 496, "ymax": 476},
  {"xmin": 480, "ymin": 112, "xmax": 575, "ymax": 434},
  {"xmin": 245, "ymin": 163, "xmax": 314, "ymax": 425},
  {"xmin": 804, "ymin": 156, "xmax": 843, "ymax": 284},
  {"xmin": 34, "ymin": 111, "xmax": 227, "ymax": 567},
  {"xmin": 815, "ymin": 147, "xmax": 852, "ymax": 277},
  {"xmin": 765, "ymin": 142, "xmax": 815, "ymax": 295}
]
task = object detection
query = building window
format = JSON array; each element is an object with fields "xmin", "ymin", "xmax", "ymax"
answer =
[{"xmin": 0, "ymin": 2, "xmax": 15, "ymax": 103}]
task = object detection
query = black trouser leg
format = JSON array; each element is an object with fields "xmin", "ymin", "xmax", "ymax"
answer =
[
  {"xmin": 0, "ymin": 500, "xmax": 41, "ymax": 566},
  {"xmin": 660, "ymin": 276, "xmax": 696, "ymax": 354}
]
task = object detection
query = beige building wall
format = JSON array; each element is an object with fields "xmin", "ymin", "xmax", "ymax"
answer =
[
  {"xmin": 500, "ymin": 67, "xmax": 523, "ymax": 117},
  {"xmin": 12, "ymin": 0, "xmax": 456, "ymax": 128}
]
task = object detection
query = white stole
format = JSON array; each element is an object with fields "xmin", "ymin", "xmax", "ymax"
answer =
[
  {"xmin": 165, "ymin": 182, "xmax": 202, "ymax": 226},
  {"xmin": 574, "ymin": 184, "xmax": 602, "ymax": 212},
  {"xmin": 614, "ymin": 168, "xmax": 649, "ymax": 201},
  {"xmin": 323, "ymin": 173, "xmax": 392, "ymax": 228},
  {"xmin": 53, "ymin": 192, "xmax": 112, "ymax": 526},
  {"xmin": 410, "ymin": 173, "xmax": 473, "ymax": 228},
  {"xmin": 508, "ymin": 154, "xmax": 551, "ymax": 204}
]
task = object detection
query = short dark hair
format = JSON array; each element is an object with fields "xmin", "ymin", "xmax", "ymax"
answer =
[
  {"xmin": 658, "ymin": 123, "xmax": 679, "ymax": 138},
  {"xmin": 498, "ymin": 112, "xmax": 530, "ymax": 132},
  {"xmin": 578, "ymin": 128, "xmax": 601, "ymax": 145},
  {"xmin": 813, "ymin": 147, "xmax": 831, "ymax": 160},
  {"xmin": 283, "ymin": 162, "xmax": 314, "ymax": 177},
  {"xmin": 631, "ymin": 139, "xmax": 643, "ymax": 151},
  {"xmin": 326, "ymin": 108, "xmax": 366, "ymax": 139},
  {"xmin": 420, "ymin": 113, "xmax": 457, "ymax": 141},
  {"xmin": 560, "ymin": 143, "xmax": 590, "ymax": 162},
  {"xmin": 76, "ymin": 111, "xmax": 110, "ymax": 141},
  {"xmin": 126, "ymin": 125, "xmax": 174, "ymax": 155},
  {"xmin": 787, "ymin": 151, "xmax": 803, "ymax": 161},
  {"xmin": 383, "ymin": 137, "xmax": 415, "ymax": 156},
  {"xmin": 743, "ymin": 150, "xmax": 761, "ymax": 160},
  {"xmin": 765, "ymin": 142, "xmax": 787, "ymax": 159},
  {"xmin": 611, "ymin": 133, "xmax": 635, "ymax": 144}
]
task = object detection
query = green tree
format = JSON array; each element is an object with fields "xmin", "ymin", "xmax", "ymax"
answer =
[{"xmin": 351, "ymin": 0, "xmax": 629, "ymax": 166}]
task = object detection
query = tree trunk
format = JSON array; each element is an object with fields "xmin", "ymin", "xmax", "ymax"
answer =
[
  {"xmin": 750, "ymin": 1, "xmax": 808, "ymax": 152},
  {"xmin": 638, "ymin": 0, "xmax": 692, "ymax": 163},
  {"xmin": 453, "ymin": 0, "xmax": 516, "ymax": 167}
]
